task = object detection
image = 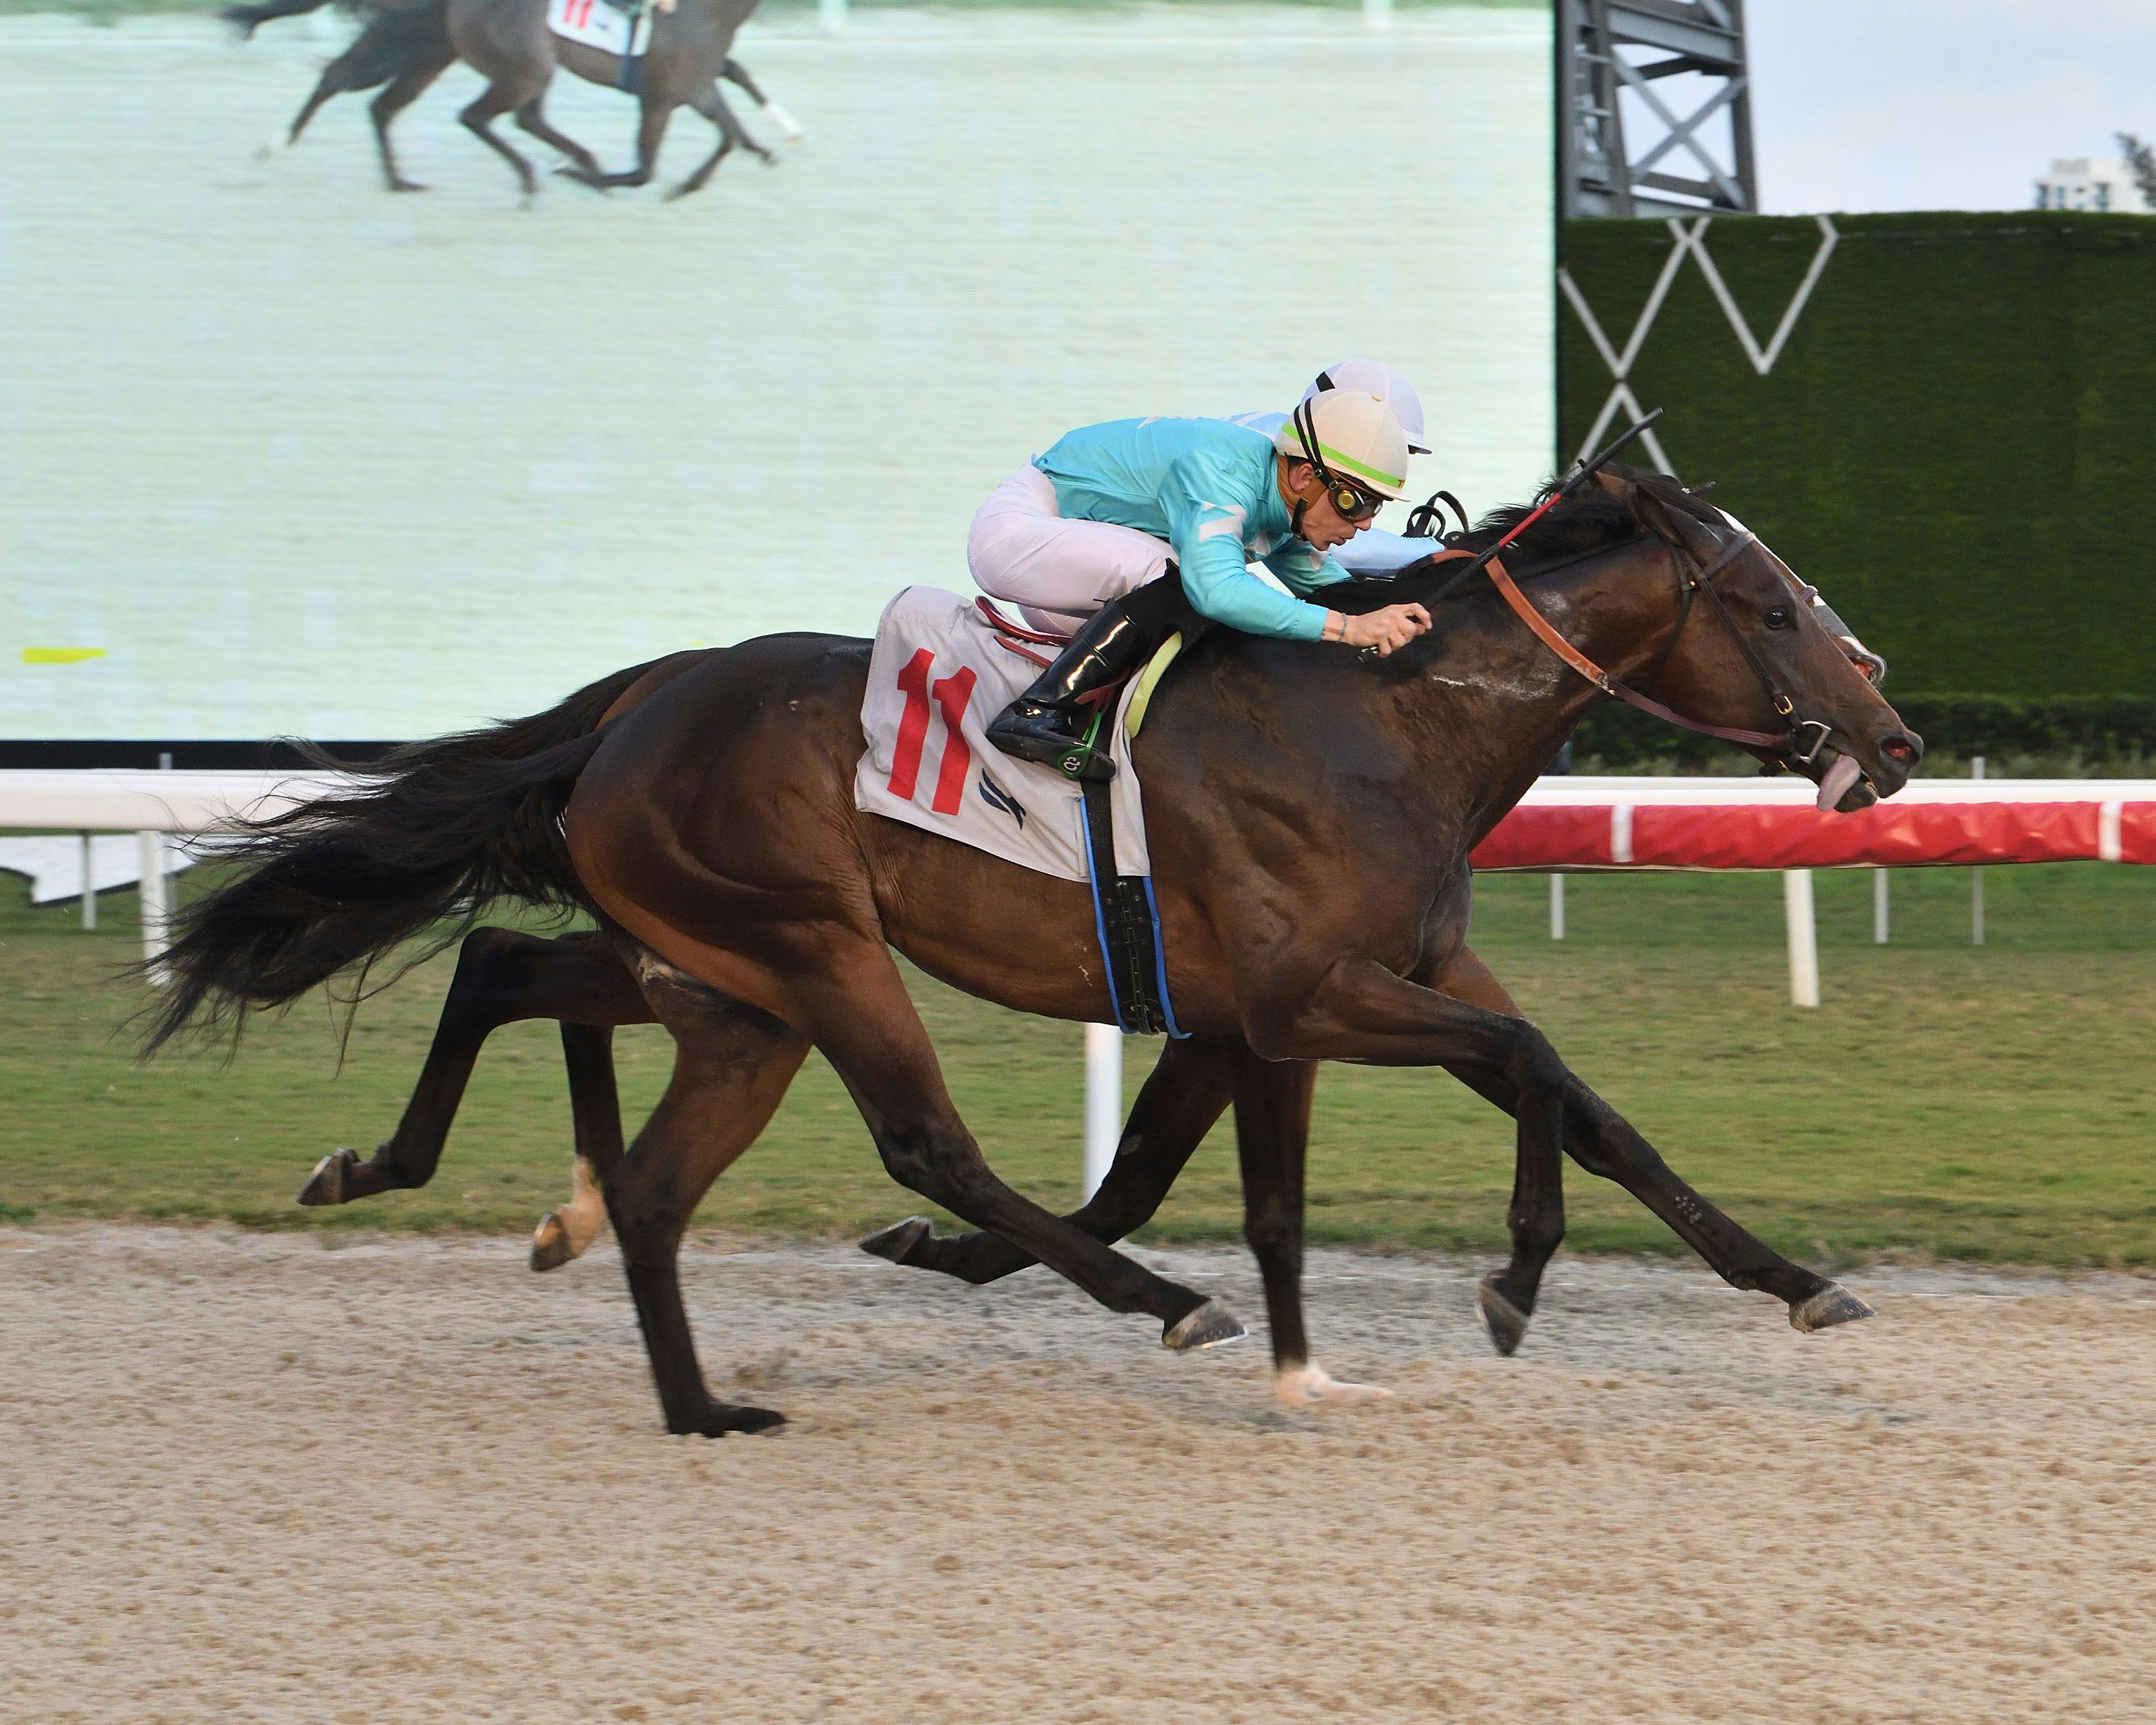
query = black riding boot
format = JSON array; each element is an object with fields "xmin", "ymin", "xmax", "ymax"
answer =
[{"xmin": 985, "ymin": 576, "xmax": 1189, "ymax": 782}]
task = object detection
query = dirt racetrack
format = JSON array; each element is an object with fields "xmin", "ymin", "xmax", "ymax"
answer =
[{"xmin": 5, "ymin": 1225, "xmax": 2155, "ymax": 1722}]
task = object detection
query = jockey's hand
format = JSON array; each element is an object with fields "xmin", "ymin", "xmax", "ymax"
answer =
[{"xmin": 1335, "ymin": 602, "xmax": 1432, "ymax": 657}]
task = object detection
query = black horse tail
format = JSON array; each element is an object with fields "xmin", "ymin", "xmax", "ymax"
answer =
[{"xmin": 139, "ymin": 660, "xmax": 660, "ymax": 1057}]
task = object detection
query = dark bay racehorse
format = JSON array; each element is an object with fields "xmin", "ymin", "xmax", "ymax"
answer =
[
  {"xmin": 148, "ymin": 471, "xmax": 1920, "ymax": 1435},
  {"xmin": 229, "ymin": 0, "xmax": 781, "ymax": 198}
]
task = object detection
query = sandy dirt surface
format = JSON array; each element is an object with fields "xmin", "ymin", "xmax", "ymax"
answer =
[{"xmin": 4, "ymin": 1224, "xmax": 2154, "ymax": 1723}]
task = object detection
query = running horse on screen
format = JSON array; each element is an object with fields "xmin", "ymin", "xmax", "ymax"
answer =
[{"xmin": 144, "ymin": 460, "xmax": 1920, "ymax": 1435}]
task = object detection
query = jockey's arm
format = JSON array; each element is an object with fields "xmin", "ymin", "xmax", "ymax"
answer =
[
  {"xmin": 1160, "ymin": 458, "xmax": 1335, "ymax": 641},
  {"xmin": 1258, "ymin": 538, "xmax": 1355, "ymax": 598}
]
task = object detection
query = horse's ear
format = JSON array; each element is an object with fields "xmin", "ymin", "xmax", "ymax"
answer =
[{"xmin": 1629, "ymin": 479, "xmax": 1723, "ymax": 560}]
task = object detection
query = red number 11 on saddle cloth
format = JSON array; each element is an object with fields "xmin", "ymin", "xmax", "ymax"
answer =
[{"xmin": 886, "ymin": 649, "xmax": 978, "ymax": 816}]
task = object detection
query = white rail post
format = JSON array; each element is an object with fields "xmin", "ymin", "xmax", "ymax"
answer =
[
  {"xmin": 137, "ymin": 830, "xmax": 171, "ymax": 984},
  {"xmin": 1970, "ymin": 756, "xmax": 1986, "ymax": 946},
  {"xmin": 819, "ymin": 0, "xmax": 844, "ymax": 32},
  {"xmin": 1363, "ymin": 0, "xmax": 1393, "ymax": 29},
  {"xmin": 1549, "ymin": 872, "xmax": 1566, "ymax": 939},
  {"xmin": 1082, "ymin": 1023, "xmax": 1123, "ymax": 1200},
  {"xmin": 80, "ymin": 832, "xmax": 96, "ymax": 931},
  {"xmin": 1871, "ymin": 866, "xmax": 1888, "ymax": 944},
  {"xmin": 1784, "ymin": 868, "xmax": 1820, "ymax": 1008}
]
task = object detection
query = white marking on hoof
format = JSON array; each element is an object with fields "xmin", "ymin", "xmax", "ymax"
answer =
[
  {"xmin": 532, "ymin": 1156, "xmax": 606, "ymax": 1270},
  {"xmin": 759, "ymin": 100, "xmax": 804, "ymax": 142},
  {"xmin": 1273, "ymin": 1363, "xmax": 1393, "ymax": 1406}
]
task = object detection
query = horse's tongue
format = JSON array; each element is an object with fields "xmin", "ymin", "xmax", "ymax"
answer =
[{"xmin": 1816, "ymin": 753, "xmax": 1863, "ymax": 813}]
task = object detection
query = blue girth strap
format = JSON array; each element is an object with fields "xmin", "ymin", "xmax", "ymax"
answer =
[{"xmin": 1078, "ymin": 776, "xmax": 1185, "ymax": 1038}]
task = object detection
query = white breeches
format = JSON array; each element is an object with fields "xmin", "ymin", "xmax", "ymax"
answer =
[{"xmin": 966, "ymin": 464, "xmax": 1172, "ymax": 636}]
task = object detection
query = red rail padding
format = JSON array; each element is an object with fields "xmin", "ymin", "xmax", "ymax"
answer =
[
  {"xmin": 1470, "ymin": 804, "xmax": 1618, "ymax": 870},
  {"xmin": 1472, "ymin": 799, "xmax": 2156, "ymax": 870}
]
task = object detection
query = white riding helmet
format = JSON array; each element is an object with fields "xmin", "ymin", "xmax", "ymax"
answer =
[
  {"xmin": 1272, "ymin": 387, "xmax": 1414, "ymax": 502},
  {"xmin": 1304, "ymin": 359, "xmax": 1430, "ymax": 456}
]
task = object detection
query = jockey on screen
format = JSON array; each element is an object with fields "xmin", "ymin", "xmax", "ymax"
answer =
[{"xmin": 975, "ymin": 381, "xmax": 1433, "ymax": 781}]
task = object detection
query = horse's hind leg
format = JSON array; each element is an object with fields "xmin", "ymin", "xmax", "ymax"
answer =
[
  {"xmin": 298, "ymin": 928, "xmax": 651, "ymax": 1206},
  {"xmin": 673, "ymin": 84, "xmax": 766, "ymax": 200},
  {"xmin": 592, "ymin": 96, "xmax": 672, "ymax": 190},
  {"xmin": 803, "ymin": 942, "xmax": 1243, "ymax": 1350},
  {"xmin": 528, "ymin": 1022, "xmax": 625, "ymax": 1271},
  {"xmin": 862, "ymin": 1032, "xmax": 1241, "ymax": 1284},
  {"xmin": 604, "ymin": 968, "xmax": 809, "ymax": 1436},
  {"xmin": 369, "ymin": 46, "xmax": 456, "ymax": 191}
]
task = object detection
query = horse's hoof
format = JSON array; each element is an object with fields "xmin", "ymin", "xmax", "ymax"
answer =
[
  {"xmin": 859, "ymin": 1215, "xmax": 931, "ymax": 1264},
  {"xmin": 387, "ymin": 180, "xmax": 429, "ymax": 193},
  {"xmin": 686, "ymin": 1403, "xmax": 786, "ymax": 1438},
  {"xmin": 1273, "ymin": 1364, "xmax": 1392, "ymax": 1406},
  {"xmin": 298, "ymin": 1147, "xmax": 359, "ymax": 1207},
  {"xmin": 1476, "ymin": 1276, "xmax": 1530, "ymax": 1357},
  {"xmin": 529, "ymin": 1213, "xmax": 579, "ymax": 1274},
  {"xmin": 1162, "ymin": 1298, "xmax": 1245, "ymax": 1352},
  {"xmin": 1790, "ymin": 1282, "xmax": 1876, "ymax": 1334}
]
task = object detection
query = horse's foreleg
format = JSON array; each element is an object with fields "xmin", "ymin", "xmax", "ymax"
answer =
[
  {"xmin": 806, "ymin": 943, "xmax": 1244, "ymax": 1351},
  {"xmin": 459, "ymin": 83, "xmax": 543, "ymax": 198},
  {"xmin": 515, "ymin": 96, "xmax": 607, "ymax": 189},
  {"xmin": 1257, "ymin": 957, "xmax": 1861, "ymax": 1332},
  {"xmin": 594, "ymin": 97, "xmax": 670, "ymax": 189},
  {"xmin": 1423, "ymin": 944, "xmax": 1565, "ymax": 1356},
  {"xmin": 1228, "ymin": 1053, "xmax": 1387, "ymax": 1404},
  {"xmin": 606, "ymin": 982, "xmax": 809, "ymax": 1437},
  {"xmin": 860, "ymin": 1032, "xmax": 1240, "ymax": 1284}
]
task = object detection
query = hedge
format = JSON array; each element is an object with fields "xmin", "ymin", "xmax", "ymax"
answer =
[{"xmin": 1557, "ymin": 211, "xmax": 2156, "ymax": 702}]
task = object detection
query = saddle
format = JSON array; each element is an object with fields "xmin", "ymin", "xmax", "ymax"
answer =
[{"xmin": 974, "ymin": 599, "xmax": 1187, "ymax": 742}]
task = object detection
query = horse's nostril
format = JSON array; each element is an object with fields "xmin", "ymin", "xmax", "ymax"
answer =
[{"xmin": 1881, "ymin": 735, "xmax": 1917, "ymax": 763}]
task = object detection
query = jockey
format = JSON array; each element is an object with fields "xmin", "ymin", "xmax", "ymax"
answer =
[
  {"xmin": 1232, "ymin": 358, "xmax": 1447, "ymax": 579},
  {"xmin": 975, "ymin": 387, "xmax": 1434, "ymax": 781}
]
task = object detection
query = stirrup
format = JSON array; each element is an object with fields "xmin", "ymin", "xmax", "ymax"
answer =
[{"xmin": 987, "ymin": 704, "xmax": 1114, "ymax": 782}]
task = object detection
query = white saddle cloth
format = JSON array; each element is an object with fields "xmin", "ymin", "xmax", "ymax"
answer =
[
  {"xmin": 854, "ymin": 587, "xmax": 1153, "ymax": 883},
  {"xmin": 545, "ymin": 0, "xmax": 652, "ymax": 56}
]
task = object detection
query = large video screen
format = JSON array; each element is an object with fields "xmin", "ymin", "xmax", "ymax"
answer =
[{"xmin": 1, "ymin": 2, "xmax": 1552, "ymax": 743}]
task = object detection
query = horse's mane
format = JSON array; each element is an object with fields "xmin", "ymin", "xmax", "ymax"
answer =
[{"xmin": 1326, "ymin": 466, "xmax": 1717, "ymax": 616}]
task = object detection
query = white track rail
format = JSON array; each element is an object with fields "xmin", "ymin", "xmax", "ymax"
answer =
[{"xmin": 6, "ymin": 771, "xmax": 2150, "ymax": 1193}]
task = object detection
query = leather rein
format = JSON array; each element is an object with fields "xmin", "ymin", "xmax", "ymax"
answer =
[{"xmin": 1418, "ymin": 528, "xmax": 1834, "ymax": 765}]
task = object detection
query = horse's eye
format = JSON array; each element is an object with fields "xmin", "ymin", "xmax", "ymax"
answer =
[{"xmin": 1764, "ymin": 606, "xmax": 1795, "ymax": 629}]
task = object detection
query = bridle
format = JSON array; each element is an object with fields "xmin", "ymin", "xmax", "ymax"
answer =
[
  {"xmin": 1419, "ymin": 521, "xmax": 1837, "ymax": 766},
  {"xmin": 1388, "ymin": 409, "xmax": 1846, "ymax": 767}
]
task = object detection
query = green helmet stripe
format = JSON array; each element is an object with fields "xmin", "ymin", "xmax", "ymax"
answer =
[{"xmin": 1314, "ymin": 439, "xmax": 1405, "ymax": 492}]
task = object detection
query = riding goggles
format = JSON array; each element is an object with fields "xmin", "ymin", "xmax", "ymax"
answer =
[{"xmin": 1322, "ymin": 479, "xmax": 1386, "ymax": 522}]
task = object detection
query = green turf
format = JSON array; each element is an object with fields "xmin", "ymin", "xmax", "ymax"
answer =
[{"xmin": 2, "ymin": 856, "xmax": 2150, "ymax": 1266}]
